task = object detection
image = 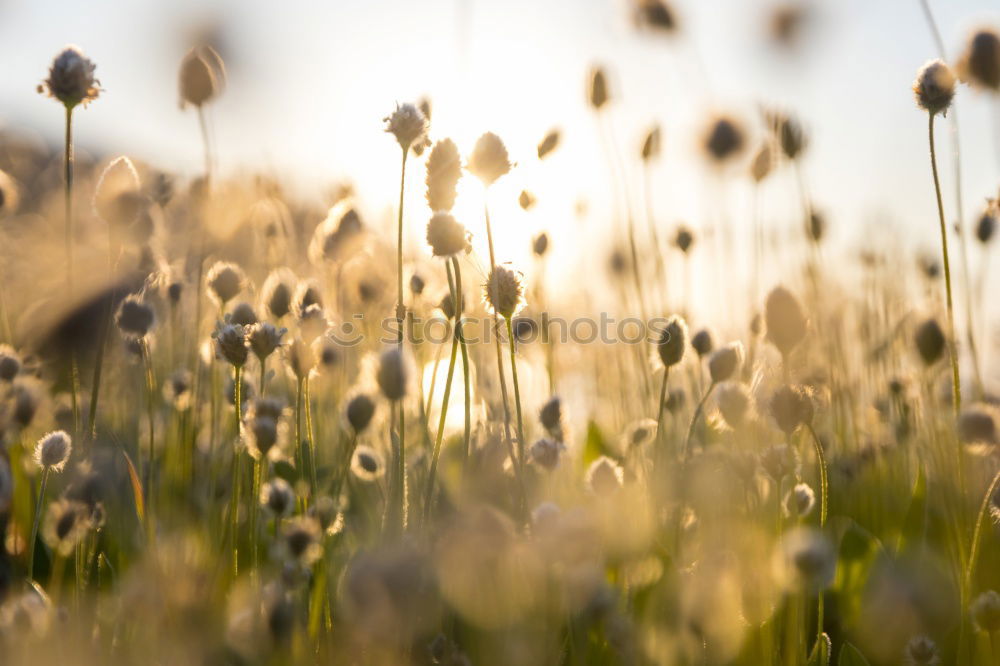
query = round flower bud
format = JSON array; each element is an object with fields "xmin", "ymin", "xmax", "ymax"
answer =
[
  {"xmin": 351, "ymin": 445, "xmax": 385, "ymax": 481},
  {"xmin": 913, "ymin": 59, "xmax": 956, "ymax": 116},
  {"xmin": 703, "ymin": 116, "xmax": 745, "ymax": 162},
  {"xmin": 260, "ymin": 478, "xmax": 295, "ymax": 517},
  {"xmin": 426, "ymin": 138, "xmax": 462, "ymax": 212},
  {"xmin": 770, "ymin": 384, "xmax": 814, "ymax": 435},
  {"xmin": 674, "ymin": 226, "xmax": 694, "ymax": 254},
  {"xmin": 426, "ymin": 212, "xmax": 469, "ymax": 257},
  {"xmin": 537, "ymin": 129, "xmax": 560, "ymax": 159},
  {"xmin": 657, "ymin": 316, "xmax": 687, "ymax": 368},
  {"xmin": 532, "ymin": 232, "xmax": 549, "ymax": 257},
  {"xmin": 708, "ymin": 343, "xmax": 742, "ymax": 383},
  {"xmin": 529, "ymin": 438, "xmax": 565, "ymax": 471},
  {"xmin": 765, "ymin": 286, "xmax": 808, "ymax": 357},
  {"xmin": 40, "ymin": 45, "xmax": 100, "ymax": 109},
  {"xmin": 783, "ymin": 482, "xmax": 816, "ymax": 518},
  {"xmin": 904, "ymin": 635, "xmax": 940, "ymax": 666},
  {"xmin": 229, "ymin": 302, "xmax": 258, "ymax": 327},
  {"xmin": 115, "ymin": 295, "xmax": 155, "ymax": 339},
  {"xmin": 34, "ymin": 430, "xmax": 72, "ymax": 472},
  {"xmin": 914, "ymin": 318, "xmax": 946, "ymax": 366},
  {"xmin": 206, "ymin": 261, "xmax": 245, "ymax": 307},
  {"xmin": 585, "ymin": 456, "xmax": 623, "ymax": 495},
  {"xmin": 971, "ymin": 590, "xmax": 1000, "ymax": 633},
  {"xmin": 691, "ymin": 328, "xmax": 713, "ymax": 358},
  {"xmin": 588, "ymin": 67, "xmax": 610, "ymax": 110},
  {"xmin": 484, "ymin": 265, "xmax": 525, "ymax": 319},
  {"xmin": 0, "ymin": 345, "xmax": 22, "ymax": 382},
  {"xmin": 178, "ymin": 46, "xmax": 224, "ymax": 108},
  {"xmin": 261, "ymin": 269, "xmax": 295, "ymax": 320},
  {"xmin": 376, "ymin": 348, "xmax": 408, "ymax": 402},
  {"xmin": 958, "ymin": 29, "xmax": 1000, "ymax": 91},
  {"xmin": 467, "ymin": 132, "xmax": 512, "ymax": 186},
  {"xmin": 346, "ymin": 394, "xmax": 376, "ymax": 433},
  {"xmin": 383, "ymin": 103, "xmax": 428, "ymax": 151},
  {"xmin": 976, "ymin": 208, "xmax": 996, "ymax": 245},
  {"xmin": 716, "ymin": 381, "xmax": 752, "ymax": 429}
]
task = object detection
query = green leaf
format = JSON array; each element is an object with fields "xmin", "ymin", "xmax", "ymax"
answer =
[
  {"xmin": 896, "ymin": 463, "xmax": 927, "ymax": 555},
  {"xmin": 121, "ymin": 448, "xmax": 145, "ymax": 526},
  {"xmin": 583, "ymin": 420, "xmax": 610, "ymax": 465},
  {"xmin": 807, "ymin": 632, "xmax": 831, "ymax": 666},
  {"xmin": 838, "ymin": 641, "xmax": 871, "ymax": 666}
]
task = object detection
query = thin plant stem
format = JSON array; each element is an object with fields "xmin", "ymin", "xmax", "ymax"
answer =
[
  {"xmin": 424, "ymin": 311, "xmax": 459, "ymax": 524},
  {"xmin": 806, "ymin": 424, "xmax": 829, "ymax": 645},
  {"xmin": 230, "ymin": 365, "xmax": 243, "ymax": 578},
  {"xmin": 655, "ymin": 366, "xmax": 670, "ymax": 450},
  {"xmin": 928, "ymin": 114, "xmax": 962, "ymax": 415},
  {"xmin": 27, "ymin": 468, "xmax": 50, "ymax": 582},
  {"xmin": 142, "ymin": 340, "xmax": 156, "ymax": 515},
  {"xmin": 964, "ymin": 468, "xmax": 1000, "ymax": 601},
  {"xmin": 64, "ymin": 106, "xmax": 80, "ymax": 435},
  {"xmin": 505, "ymin": 317, "xmax": 526, "ymax": 466},
  {"xmin": 305, "ymin": 374, "xmax": 318, "ymax": 500},
  {"xmin": 683, "ymin": 381, "xmax": 716, "ymax": 460},
  {"xmin": 250, "ymin": 459, "xmax": 262, "ymax": 575},
  {"xmin": 453, "ymin": 257, "xmax": 472, "ymax": 471},
  {"xmin": 197, "ymin": 106, "xmax": 212, "ymax": 185},
  {"xmin": 396, "ymin": 148, "xmax": 408, "ymax": 347},
  {"xmin": 259, "ymin": 358, "xmax": 267, "ymax": 397}
]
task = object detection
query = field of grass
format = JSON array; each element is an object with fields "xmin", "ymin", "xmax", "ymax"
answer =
[{"xmin": 0, "ymin": 2, "xmax": 999, "ymax": 665}]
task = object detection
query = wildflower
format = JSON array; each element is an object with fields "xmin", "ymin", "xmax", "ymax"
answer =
[
  {"xmin": 708, "ymin": 343, "xmax": 742, "ymax": 383},
  {"xmin": 770, "ymin": 384, "xmax": 814, "ymax": 435},
  {"xmin": 957, "ymin": 29, "xmax": 1000, "ymax": 91},
  {"xmin": 375, "ymin": 348, "xmax": 408, "ymax": 402},
  {"xmin": 657, "ymin": 316, "xmax": 687, "ymax": 367},
  {"xmin": 310, "ymin": 205, "xmax": 364, "ymax": 265},
  {"xmin": 248, "ymin": 322, "xmax": 286, "ymax": 361},
  {"xmin": 760, "ymin": 443, "xmax": 800, "ymax": 481},
  {"xmin": 913, "ymin": 60, "xmax": 956, "ymax": 116},
  {"xmin": 260, "ymin": 478, "xmax": 295, "ymax": 518},
  {"xmin": 539, "ymin": 396, "xmax": 564, "ymax": 441},
  {"xmin": 229, "ymin": 302, "xmax": 258, "ymax": 327},
  {"xmin": 206, "ymin": 261, "xmax": 245, "ymax": 308},
  {"xmin": 0, "ymin": 345, "xmax": 21, "ymax": 381},
  {"xmin": 904, "ymin": 635, "xmax": 940, "ymax": 666},
  {"xmin": 665, "ymin": 388, "xmax": 686, "ymax": 414},
  {"xmin": 468, "ymin": 132, "xmax": 512, "ymax": 186},
  {"xmin": 634, "ymin": 0, "xmax": 676, "ymax": 33},
  {"xmin": 586, "ymin": 456, "xmax": 623, "ymax": 495},
  {"xmin": 39, "ymin": 45, "xmax": 100, "ymax": 108},
  {"xmin": 533, "ymin": 232, "xmax": 549, "ymax": 256},
  {"xmin": 291, "ymin": 280, "xmax": 323, "ymax": 320},
  {"xmin": 163, "ymin": 370, "xmax": 193, "ymax": 410},
  {"xmin": 426, "ymin": 138, "xmax": 462, "ymax": 212},
  {"xmin": 588, "ymin": 66, "xmax": 610, "ymax": 110},
  {"xmin": 484, "ymin": 265, "xmax": 525, "ymax": 319},
  {"xmin": 716, "ymin": 381, "xmax": 751, "ymax": 429},
  {"xmin": 519, "ymin": 190, "xmax": 537, "ymax": 210},
  {"xmin": 213, "ymin": 320, "xmax": 249, "ymax": 367},
  {"xmin": 115, "ymin": 295, "xmax": 155, "ymax": 339},
  {"xmin": 308, "ymin": 496, "xmax": 343, "ymax": 535},
  {"xmin": 0, "ymin": 589, "xmax": 51, "ymax": 639},
  {"xmin": 773, "ymin": 528, "xmax": 835, "ymax": 592},
  {"xmin": 529, "ymin": 438, "xmax": 565, "ymax": 471},
  {"xmin": 11, "ymin": 377, "xmax": 42, "ymax": 428},
  {"xmin": 703, "ymin": 116, "xmax": 745, "ymax": 163},
  {"xmin": 622, "ymin": 418, "xmax": 658, "ymax": 449},
  {"xmin": 280, "ymin": 516, "xmax": 323, "ymax": 567},
  {"xmin": 34, "ymin": 431, "xmax": 72, "ymax": 472},
  {"xmin": 765, "ymin": 286, "xmax": 807, "ymax": 357},
  {"xmin": 641, "ymin": 125, "xmax": 661, "ymax": 161},
  {"xmin": 426, "ymin": 211, "xmax": 469, "ymax": 257},
  {"xmin": 178, "ymin": 46, "xmax": 224, "ymax": 108},
  {"xmin": 312, "ymin": 335, "xmax": 342, "ymax": 370},
  {"xmin": 783, "ymin": 483, "xmax": 816, "ymax": 518},
  {"xmin": 691, "ymin": 328, "xmax": 713, "ymax": 357},
  {"xmin": 261, "ymin": 269, "xmax": 295, "ymax": 319},
  {"xmin": 970, "ymin": 590, "xmax": 1000, "ymax": 632},
  {"xmin": 751, "ymin": 143, "xmax": 774, "ymax": 182},
  {"xmin": 346, "ymin": 393, "xmax": 376, "ymax": 433},
  {"xmin": 245, "ymin": 398, "xmax": 287, "ymax": 461},
  {"xmin": 41, "ymin": 498, "xmax": 91, "ymax": 556},
  {"xmin": 957, "ymin": 405, "xmax": 998, "ymax": 445},
  {"xmin": 351, "ymin": 445, "xmax": 385, "ymax": 481},
  {"xmin": 537, "ymin": 129, "xmax": 561, "ymax": 159},
  {"xmin": 674, "ymin": 225, "xmax": 694, "ymax": 254},
  {"xmin": 976, "ymin": 206, "xmax": 996, "ymax": 245},
  {"xmin": 285, "ymin": 336, "xmax": 316, "ymax": 380},
  {"xmin": 774, "ymin": 112, "xmax": 807, "ymax": 160},
  {"xmin": 914, "ymin": 318, "xmax": 946, "ymax": 366},
  {"xmin": 384, "ymin": 103, "xmax": 428, "ymax": 151}
]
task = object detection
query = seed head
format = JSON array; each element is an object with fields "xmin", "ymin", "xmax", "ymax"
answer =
[
  {"xmin": 539, "ymin": 396, "xmax": 564, "ymax": 441},
  {"xmin": 213, "ymin": 320, "xmax": 249, "ymax": 367},
  {"xmin": 913, "ymin": 60, "xmax": 956, "ymax": 116},
  {"xmin": 42, "ymin": 499, "xmax": 90, "ymax": 556},
  {"xmin": 657, "ymin": 316, "xmax": 688, "ymax": 368},
  {"xmin": 703, "ymin": 116, "xmax": 745, "ymax": 163},
  {"xmin": 260, "ymin": 478, "xmax": 295, "ymax": 517},
  {"xmin": 286, "ymin": 336, "xmax": 316, "ymax": 379},
  {"xmin": 309, "ymin": 496, "xmax": 343, "ymax": 535},
  {"xmin": 674, "ymin": 225, "xmax": 694, "ymax": 254},
  {"xmin": 260, "ymin": 269, "xmax": 295, "ymax": 319},
  {"xmin": 904, "ymin": 635, "xmax": 940, "ymax": 666},
  {"xmin": 976, "ymin": 207, "xmax": 997, "ymax": 245},
  {"xmin": 588, "ymin": 66, "xmax": 610, "ymax": 110},
  {"xmin": 765, "ymin": 286, "xmax": 808, "ymax": 356},
  {"xmin": 769, "ymin": 384, "xmax": 814, "ymax": 435},
  {"xmin": 773, "ymin": 528, "xmax": 835, "ymax": 592},
  {"xmin": 537, "ymin": 129, "xmax": 561, "ymax": 159},
  {"xmin": 518, "ymin": 190, "xmax": 537, "ymax": 211},
  {"xmin": 248, "ymin": 322, "xmax": 286, "ymax": 361},
  {"xmin": 914, "ymin": 318, "xmax": 946, "ymax": 366},
  {"xmin": 376, "ymin": 348, "xmax": 408, "ymax": 401},
  {"xmin": 807, "ymin": 211, "xmax": 825, "ymax": 243},
  {"xmin": 410, "ymin": 273, "xmax": 426, "ymax": 296},
  {"xmin": 229, "ymin": 302, "xmax": 258, "ymax": 327},
  {"xmin": 163, "ymin": 370, "xmax": 193, "ymax": 410},
  {"xmin": 206, "ymin": 261, "xmax": 245, "ymax": 307},
  {"xmin": 39, "ymin": 45, "xmax": 100, "ymax": 109},
  {"xmin": 775, "ymin": 112, "xmax": 807, "ymax": 160},
  {"xmin": 179, "ymin": 46, "xmax": 224, "ymax": 108},
  {"xmin": 634, "ymin": 0, "xmax": 676, "ymax": 33},
  {"xmin": 426, "ymin": 139, "xmax": 463, "ymax": 212},
  {"xmin": 384, "ymin": 103, "xmax": 428, "ymax": 151},
  {"xmin": 958, "ymin": 29, "xmax": 1000, "ymax": 91},
  {"xmin": 468, "ymin": 133, "xmax": 512, "ymax": 186},
  {"xmin": 750, "ymin": 143, "xmax": 774, "ymax": 182},
  {"xmin": 352, "ymin": 445, "xmax": 385, "ymax": 481},
  {"xmin": 116, "ymin": 295, "xmax": 155, "ymax": 339},
  {"xmin": 484, "ymin": 265, "xmax": 525, "ymax": 319},
  {"xmin": 281, "ymin": 516, "xmax": 323, "ymax": 566},
  {"xmin": 311, "ymin": 205, "xmax": 364, "ymax": 264},
  {"xmin": 0, "ymin": 345, "xmax": 21, "ymax": 382},
  {"xmin": 586, "ymin": 456, "xmax": 623, "ymax": 495},
  {"xmin": 11, "ymin": 377, "xmax": 42, "ymax": 428},
  {"xmin": 708, "ymin": 343, "xmax": 742, "ymax": 383},
  {"xmin": 34, "ymin": 430, "xmax": 72, "ymax": 472},
  {"xmin": 641, "ymin": 125, "xmax": 661, "ymax": 161},
  {"xmin": 622, "ymin": 418, "xmax": 658, "ymax": 450},
  {"xmin": 291, "ymin": 281, "xmax": 323, "ymax": 322},
  {"xmin": 426, "ymin": 211, "xmax": 469, "ymax": 257},
  {"xmin": 532, "ymin": 232, "xmax": 549, "ymax": 256},
  {"xmin": 346, "ymin": 393, "xmax": 376, "ymax": 433},
  {"xmin": 760, "ymin": 443, "xmax": 800, "ymax": 481},
  {"xmin": 783, "ymin": 482, "xmax": 816, "ymax": 518},
  {"xmin": 971, "ymin": 590, "xmax": 1000, "ymax": 633},
  {"xmin": 529, "ymin": 438, "xmax": 566, "ymax": 471},
  {"xmin": 716, "ymin": 381, "xmax": 752, "ymax": 429}
]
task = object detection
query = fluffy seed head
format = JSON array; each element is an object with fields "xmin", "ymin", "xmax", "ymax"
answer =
[
  {"xmin": 0, "ymin": 345, "xmax": 21, "ymax": 382},
  {"xmin": 708, "ymin": 343, "xmax": 742, "ymax": 383},
  {"xmin": 971, "ymin": 590, "xmax": 1000, "ymax": 633},
  {"xmin": 904, "ymin": 635, "xmax": 940, "ymax": 666},
  {"xmin": 206, "ymin": 262, "xmax": 245, "ymax": 307},
  {"xmin": 426, "ymin": 139, "xmax": 463, "ymax": 212},
  {"xmin": 783, "ymin": 482, "xmax": 816, "ymax": 518},
  {"xmin": 260, "ymin": 269, "xmax": 294, "ymax": 319},
  {"xmin": 281, "ymin": 517, "xmax": 323, "ymax": 566},
  {"xmin": 958, "ymin": 29, "xmax": 1000, "ymax": 91},
  {"xmin": 913, "ymin": 60, "xmax": 956, "ymax": 116},
  {"xmin": 384, "ymin": 103, "xmax": 428, "ymax": 151},
  {"xmin": 532, "ymin": 232, "xmax": 549, "ymax": 256},
  {"xmin": 914, "ymin": 318, "xmax": 946, "ymax": 366},
  {"xmin": 426, "ymin": 212, "xmax": 469, "ymax": 257},
  {"xmin": 657, "ymin": 316, "xmax": 688, "ymax": 368},
  {"xmin": 716, "ymin": 381, "xmax": 752, "ymax": 429},
  {"xmin": 34, "ymin": 430, "xmax": 72, "ymax": 472},
  {"xmin": 352, "ymin": 445, "xmax": 385, "ymax": 481},
  {"xmin": 213, "ymin": 321, "xmax": 249, "ymax": 367},
  {"xmin": 468, "ymin": 133, "xmax": 512, "ymax": 186},
  {"xmin": 588, "ymin": 66, "xmax": 610, "ymax": 109},
  {"xmin": 42, "ymin": 499, "xmax": 90, "ymax": 556},
  {"xmin": 691, "ymin": 328, "xmax": 713, "ymax": 357},
  {"xmin": 765, "ymin": 286, "xmax": 808, "ymax": 356},
  {"xmin": 228, "ymin": 302, "xmax": 258, "ymax": 327},
  {"xmin": 539, "ymin": 396, "xmax": 564, "ymax": 441},
  {"xmin": 529, "ymin": 438, "xmax": 566, "ymax": 471},
  {"xmin": 376, "ymin": 348, "xmax": 408, "ymax": 401},
  {"xmin": 976, "ymin": 207, "xmax": 997, "ymax": 245},
  {"xmin": 770, "ymin": 384, "xmax": 814, "ymax": 435},
  {"xmin": 94, "ymin": 156, "xmax": 143, "ymax": 230},
  {"xmin": 773, "ymin": 528, "xmax": 835, "ymax": 592},
  {"xmin": 40, "ymin": 45, "xmax": 100, "ymax": 108},
  {"xmin": 703, "ymin": 116, "xmax": 745, "ymax": 162},
  {"xmin": 957, "ymin": 405, "xmax": 998, "ymax": 445},
  {"xmin": 586, "ymin": 456, "xmax": 623, "ymax": 495},
  {"xmin": 179, "ymin": 46, "xmax": 224, "ymax": 108},
  {"xmin": 116, "ymin": 295, "xmax": 155, "ymax": 339},
  {"xmin": 537, "ymin": 129, "xmax": 561, "ymax": 159},
  {"xmin": 260, "ymin": 478, "xmax": 294, "ymax": 517},
  {"xmin": 760, "ymin": 443, "xmax": 800, "ymax": 481},
  {"xmin": 248, "ymin": 322, "xmax": 286, "ymax": 361},
  {"xmin": 484, "ymin": 265, "xmax": 525, "ymax": 319},
  {"xmin": 641, "ymin": 125, "xmax": 662, "ymax": 161},
  {"xmin": 346, "ymin": 393, "xmax": 376, "ymax": 433},
  {"xmin": 674, "ymin": 226, "xmax": 694, "ymax": 254}
]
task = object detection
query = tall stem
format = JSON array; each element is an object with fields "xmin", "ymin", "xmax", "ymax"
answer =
[
  {"xmin": 452, "ymin": 257, "xmax": 472, "ymax": 470},
  {"xmin": 483, "ymin": 199, "xmax": 515, "ymax": 457},
  {"xmin": 142, "ymin": 340, "xmax": 156, "ymax": 515},
  {"xmin": 806, "ymin": 424, "xmax": 829, "ymax": 646},
  {"xmin": 396, "ymin": 149, "xmax": 408, "ymax": 348},
  {"xmin": 424, "ymin": 311, "xmax": 459, "ymax": 523},
  {"xmin": 230, "ymin": 365, "xmax": 243, "ymax": 578},
  {"xmin": 305, "ymin": 374, "xmax": 317, "ymax": 499},
  {"xmin": 505, "ymin": 318, "xmax": 526, "ymax": 467},
  {"xmin": 683, "ymin": 381, "xmax": 716, "ymax": 461},
  {"xmin": 27, "ymin": 468, "xmax": 49, "ymax": 582},
  {"xmin": 63, "ymin": 106, "xmax": 80, "ymax": 435},
  {"xmin": 928, "ymin": 114, "xmax": 962, "ymax": 416}
]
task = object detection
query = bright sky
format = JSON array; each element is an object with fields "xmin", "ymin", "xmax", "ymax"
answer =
[{"xmin": 1, "ymin": 0, "xmax": 998, "ymax": 322}]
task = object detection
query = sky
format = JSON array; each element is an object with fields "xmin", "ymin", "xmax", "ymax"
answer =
[{"xmin": 0, "ymin": 0, "xmax": 998, "ymax": 324}]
